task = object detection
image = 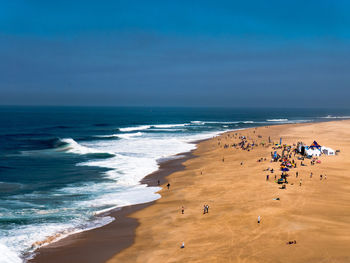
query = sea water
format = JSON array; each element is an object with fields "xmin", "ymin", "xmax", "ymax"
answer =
[{"xmin": 0, "ymin": 106, "xmax": 349, "ymax": 263}]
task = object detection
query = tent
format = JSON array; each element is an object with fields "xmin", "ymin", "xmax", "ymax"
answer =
[
  {"xmin": 305, "ymin": 147, "xmax": 321, "ymax": 157},
  {"xmin": 309, "ymin": 141, "xmax": 322, "ymax": 150},
  {"xmin": 321, "ymin": 146, "xmax": 335, "ymax": 155}
]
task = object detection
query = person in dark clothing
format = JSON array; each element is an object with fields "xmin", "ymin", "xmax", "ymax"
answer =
[{"xmin": 167, "ymin": 183, "xmax": 170, "ymax": 189}]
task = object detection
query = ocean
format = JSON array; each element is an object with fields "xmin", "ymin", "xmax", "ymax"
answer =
[{"xmin": 0, "ymin": 106, "xmax": 349, "ymax": 263}]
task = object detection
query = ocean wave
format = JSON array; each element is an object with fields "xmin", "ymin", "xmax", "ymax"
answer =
[
  {"xmin": 147, "ymin": 128, "xmax": 185, "ymax": 132},
  {"xmin": 78, "ymin": 154, "xmax": 159, "ymax": 185},
  {"xmin": 321, "ymin": 115, "xmax": 350, "ymax": 119},
  {"xmin": 77, "ymin": 185, "xmax": 161, "ymax": 211},
  {"xmin": 55, "ymin": 138, "xmax": 115, "ymax": 157},
  {"xmin": 0, "ymin": 215, "xmax": 115, "ymax": 263},
  {"xmin": 266, "ymin": 119, "xmax": 288, "ymax": 122},
  {"xmin": 114, "ymin": 132, "xmax": 143, "ymax": 139},
  {"xmin": 96, "ymin": 132, "xmax": 143, "ymax": 139},
  {"xmin": 6, "ymin": 128, "xmax": 225, "ymax": 260},
  {"xmin": 151, "ymin": 124, "xmax": 187, "ymax": 128},
  {"xmin": 191, "ymin": 120, "xmax": 255, "ymax": 125},
  {"xmin": 0, "ymin": 243, "xmax": 21, "ymax": 263},
  {"xmin": 190, "ymin": 121, "xmax": 205, "ymax": 125},
  {"xmin": 204, "ymin": 121, "xmax": 239, "ymax": 124},
  {"xmin": 119, "ymin": 125, "xmax": 150, "ymax": 132}
]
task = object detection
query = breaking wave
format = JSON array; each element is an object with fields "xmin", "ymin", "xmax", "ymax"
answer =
[
  {"xmin": 55, "ymin": 138, "xmax": 115, "ymax": 157},
  {"xmin": 119, "ymin": 125, "xmax": 151, "ymax": 132},
  {"xmin": 321, "ymin": 115, "xmax": 350, "ymax": 119},
  {"xmin": 95, "ymin": 132, "xmax": 143, "ymax": 139},
  {"xmin": 266, "ymin": 119, "xmax": 289, "ymax": 122}
]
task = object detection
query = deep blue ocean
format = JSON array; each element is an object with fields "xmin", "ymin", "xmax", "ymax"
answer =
[{"xmin": 1, "ymin": 106, "xmax": 350, "ymax": 262}]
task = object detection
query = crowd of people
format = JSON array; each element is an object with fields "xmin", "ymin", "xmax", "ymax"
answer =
[{"xmin": 162, "ymin": 131, "xmax": 333, "ymax": 250}]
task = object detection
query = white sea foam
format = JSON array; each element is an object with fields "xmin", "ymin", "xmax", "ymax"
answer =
[
  {"xmin": 0, "ymin": 215, "xmax": 115, "ymax": 263},
  {"xmin": 151, "ymin": 124, "xmax": 187, "ymax": 128},
  {"xmin": 190, "ymin": 121, "xmax": 205, "ymax": 125},
  {"xmin": 147, "ymin": 128, "xmax": 185, "ymax": 132},
  {"xmin": 119, "ymin": 125, "xmax": 151, "ymax": 132},
  {"xmin": 0, "ymin": 243, "xmax": 22, "ymax": 263},
  {"xmin": 57, "ymin": 138, "xmax": 114, "ymax": 155},
  {"xmin": 321, "ymin": 115, "xmax": 350, "ymax": 119},
  {"xmin": 266, "ymin": 119, "xmax": 288, "ymax": 122},
  {"xmin": 191, "ymin": 121, "xmax": 256, "ymax": 125},
  {"xmin": 78, "ymin": 185, "xmax": 161, "ymax": 211},
  {"xmin": 5, "ymin": 124, "xmax": 226, "ymax": 262},
  {"xmin": 116, "ymin": 132, "xmax": 143, "ymax": 139},
  {"xmin": 95, "ymin": 132, "xmax": 143, "ymax": 139}
]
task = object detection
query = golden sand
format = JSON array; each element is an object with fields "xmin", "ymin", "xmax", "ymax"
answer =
[{"xmin": 107, "ymin": 120, "xmax": 350, "ymax": 263}]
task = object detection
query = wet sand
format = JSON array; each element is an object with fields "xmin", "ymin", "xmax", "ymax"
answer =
[{"xmin": 30, "ymin": 151, "xmax": 194, "ymax": 263}]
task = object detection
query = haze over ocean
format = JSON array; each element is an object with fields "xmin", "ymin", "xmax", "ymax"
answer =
[{"xmin": 1, "ymin": 1, "xmax": 350, "ymax": 107}]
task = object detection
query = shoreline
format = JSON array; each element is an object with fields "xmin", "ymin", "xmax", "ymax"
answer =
[
  {"xmin": 29, "ymin": 119, "xmax": 350, "ymax": 263},
  {"xmin": 26, "ymin": 122, "xmax": 319, "ymax": 263},
  {"xmin": 29, "ymin": 149, "xmax": 197, "ymax": 263},
  {"xmin": 107, "ymin": 120, "xmax": 350, "ymax": 263}
]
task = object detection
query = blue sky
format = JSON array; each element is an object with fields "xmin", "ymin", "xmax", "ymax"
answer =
[{"xmin": 1, "ymin": 0, "xmax": 349, "ymax": 107}]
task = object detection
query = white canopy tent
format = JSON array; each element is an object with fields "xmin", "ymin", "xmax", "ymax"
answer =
[{"xmin": 305, "ymin": 148, "xmax": 321, "ymax": 157}]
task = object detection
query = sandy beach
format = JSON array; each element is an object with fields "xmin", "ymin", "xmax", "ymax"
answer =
[
  {"xmin": 32, "ymin": 120, "xmax": 350, "ymax": 262},
  {"xmin": 29, "ymin": 151, "xmax": 193, "ymax": 263}
]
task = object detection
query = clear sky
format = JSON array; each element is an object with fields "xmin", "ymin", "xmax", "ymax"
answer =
[{"xmin": 1, "ymin": 0, "xmax": 349, "ymax": 107}]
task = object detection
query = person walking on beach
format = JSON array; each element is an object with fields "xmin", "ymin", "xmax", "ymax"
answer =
[
  {"xmin": 296, "ymin": 171, "xmax": 298, "ymax": 178},
  {"xmin": 324, "ymin": 174, "xmax": 327, "ymax": 180},
  {"xmin": 157, "ymin": 180, "xmax": 160, "ymax": 186},
  {"xmin": 258, "ymin": 216, "xmax": 261, "ymax": 224},
  {"xmin": 266, "ymin": 174, "xmax": 269, "ymax": 181},
  {"xmin": 181, "ymin": 206, "xmax": 184, "ymax": 214},
  {"xmin": 320, "ymin": 174, "xmax": 323, "ymax": 180},
  {"xmin": 203, "ymin": 204, "xmax": 209, "ymax": 214},
  {"xmin": 299, "ymin": 179, "xmax": 302, "ymax": 186},
  {"xmin": 310, "ymin": 172, "xmax": 312, "ymax": 179},
  {"xmin": 167, "ymin": 183, "xmax": 170, "ymax": 189}
]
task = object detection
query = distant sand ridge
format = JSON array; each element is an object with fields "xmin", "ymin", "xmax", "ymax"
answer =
[{"xmin": 108, "ymin": 120, "xmax": 350, "ymax": 263}]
